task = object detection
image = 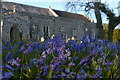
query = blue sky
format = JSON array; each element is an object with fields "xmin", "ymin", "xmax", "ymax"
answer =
[{"xmin": 3, "ymin": 0, "xmax": 119, "ymax": 23}]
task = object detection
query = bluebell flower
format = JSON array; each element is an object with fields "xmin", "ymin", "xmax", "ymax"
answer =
[
  {"xmin": 42, "ymin": 66, "xmax": 48, "ymax": 76},
  {"xmin": 2, "ymin": 72, "xmax": 14, "ymax": 78},
  {"xmin": 5, "ymin": 52, "xmax": 13, "ymax": 61},
  {"xmin": 68, "ymin": 57, "xmax": 72, "ymax": 60},
  {"xmin": 92, "ymin": 71, "xmax": 102, "ymax": 78},
  {"xmin": 18, "ymin": 42, "xmax": 23, "ymax": 47},
  {"xmin": 95, "ymin": 67, "xmax": 102, "ymax": 71},
  {"xmin": 65, "ymin": 48, "xmax": 70, "ymax": 53},
  {"xmin": 92, "ymin": 48, "xmax": 98, "ymax": 55},
  {"xmin": 68, "ymin": 62, "xmax": 75, "ymax": 66},
  {"xmin": 61, "ymin": 73, "xmax": 66, "ymax": 77},
  {"xmin": 79, "ymin": 54, "xmax": 93, "ymax": 66},
  {"xmin": 73, "ymin": 57, "xmax": 78, "ymax": 61},
  {"xmin": 52, "ymin": 75, "xmax": 57, "ymax": 78},
  {"xmin": 81, "ymin": 69, "xmax": 87, "ymax": 78},
  {"xmin": 46, "ymin": 48, "xmax": 53, "ymax": 55},
  {"xmin": 90, "ymin": 43, "xmax": 95, "ymax": 48},
  {"xmin": 64, "ymin": 51, "xmax": 71, "ymax": 57},
  {"xmin": 6, "ymin": 41, "xmax": 11, "ymax": 46},
  {"xmin": 106, "ymin": 66, "xmax": 110, "ymax": 70},
  {"xmin": 65, "ymin": 76, "xmax": 70, "ymax": 79},
  {"xmin": 2, "ymin": 45, "xmax": 6, "ymax": 50},
  {"xmin": 26, "ymin": 43, "xmax": 31, "ymax": 47},
  {"xmin": 56, "ymin": 67, "xmax": 61, "ymax": 72},
  {"xmin": 5, "ymin": 64, "xmax": 14, "ymax": 72},
  {"xmin": 16, "ymin": 57, "xmax": 21, "ymax": 63},
  {"xmin": 103, "ymin": 61, "xmax": 113, "ymax": 66},
  {"xmin": 35, "ymin": 77, "xmax": 43, "ymax": 80},
  {"xmin": 8, "ymin": 58, "xmax": 21, "ymax": 67},
  {"xmin": 65, "ymin": 68, "xmax": 70, "ymax": 73},
  {"xmin": 19, "ymin": 46, "xmax": 25, "ymax": 51},
  {"xmin": 24, "ymin": 46, "xmax": 33, "ymax": 54},
  {"xmin": 98, "ymin": 58, "xmax": 103, "ymax": 62},
  {"xmin": 41, "ymin": 51, "xmax": 47, "ymax": 58},
  {"xmin": 98, "ymin": 47, "xmax": 104, "ymax": 53}
]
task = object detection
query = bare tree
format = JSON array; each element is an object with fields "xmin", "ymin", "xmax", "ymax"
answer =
[
  {"xmin": 97, "ymin": 3, "xmax": 120, "ymax": 42},
  {"xmin": 66, "ymin": 0, "xmax": 104, "ymax": 39},
  {"xmin": 66, "ymin": 0, "xmax": 120, "ymax": 41}
]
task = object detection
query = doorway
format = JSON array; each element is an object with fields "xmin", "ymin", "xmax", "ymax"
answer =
[{"xmin": 10, "ymin": 25, "xmax": 22, "ymax": 42}]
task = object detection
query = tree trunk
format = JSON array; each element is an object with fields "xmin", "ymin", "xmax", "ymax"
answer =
[
  {"xmin": 108, "ymin": 25, "xmax": 114, "ymax": 42},
  {"xmin": 94, "ymin": 2, "xmax": 104, "ymax": 39},
  {"xmin": 108, "ymin": 17, "xmax": 120, "ymax": 42}
]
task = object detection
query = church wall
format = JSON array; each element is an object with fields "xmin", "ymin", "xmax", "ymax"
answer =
[
  {"xmin": 2, "ymin": 10, "xmax": 97, "ymax": 41},
  {"xmin": 2, "ymin": 13, "xmax": 30, "ymax": 41}
]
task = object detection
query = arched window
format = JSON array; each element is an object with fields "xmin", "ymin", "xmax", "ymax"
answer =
[
  {"xmin": 44, "ymin": 26, "xmax": 49, "ymax": 39},
  {"xmin": 32, "ymin": 25, "xmax": 40, "ymax": 41},
  {"xmin": 60, "ymin": 26, "xmax": 63, "ymax": 33},
  {"xmin": 84, "ymin": 28, "xmax": 88, "ymax": 36},
  {"xmin": 73, "ymin": 28, "xmax": 77, "ymax": 38}
]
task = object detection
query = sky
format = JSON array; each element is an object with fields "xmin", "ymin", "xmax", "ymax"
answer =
[{"xmin": 2, "ymin": 0, "xmax": 120, "ymax": 23}]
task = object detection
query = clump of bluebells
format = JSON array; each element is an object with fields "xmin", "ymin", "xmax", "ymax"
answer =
[{"xmin": 2, "ymin": 33, "xmax": 120, "ymax": 79}]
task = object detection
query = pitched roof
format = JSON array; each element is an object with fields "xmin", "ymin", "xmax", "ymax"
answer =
[
  {"xmin": 53, "ymin": 9, "xmax": 90, "ymax": 22},
  {"xmin": 2, "ymin": 2, "xmax": 54, "ymax": 16},
  {"xmin": 2, "ymin": 2, "xmax": 92, "ymax": 22}
]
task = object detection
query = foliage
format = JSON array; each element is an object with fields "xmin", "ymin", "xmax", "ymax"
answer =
[{"xmin": 2, "ymin": 33, "xmax": 120, "ymax": 79}]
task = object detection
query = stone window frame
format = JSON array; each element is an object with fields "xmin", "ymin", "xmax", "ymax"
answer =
[
  {"xmin": 43, "ymin": 25, "xmax": 49, "ymax": 39},
  {"xmin": 32, "ymin": 25, "xmax": 40, "ymax": 40},
  {"xmin": 73, "ymin": 28, "xmax": 77, "ymax": 37}
]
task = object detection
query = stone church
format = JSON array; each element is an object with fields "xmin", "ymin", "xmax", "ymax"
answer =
[{"xmin": 1, "ymin": 2, "xmax": 97, "ymax": 42}]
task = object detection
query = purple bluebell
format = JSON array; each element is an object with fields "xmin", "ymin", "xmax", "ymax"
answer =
[
  {"xmin": 64, "ymin": 50, "xmax": 71, "ymax": 58},
  {"xmin": 2, "ymin": 72, "xmax": 14, "ymax": 78},
  {"xmin": 35, "ymin": 77, "xmax": 43, "ymax": 80},
  {"xmin": 95, "ymin": 67, "xmax": 102, "ymax": 71},
  {"xmin": 90, "ymin": 43, "xmax": 95, "ymax": 48},
  {"xmin": 61, "ymin": 73, "xmax": 66, "ymax": 77},
  {"xmin": 68, "ymin": 57, "xmax": 72, "ymax": 60},
  {"xmin": 65, "ymin": 68, "xmax": 70, "ymax": 73},
  {"xmin": 42, "ymin": 66, "xmax": 48, "ymax": 76},
  {"xmin": 68, "ymin": 62, "xmax": 75, "ymax": 66},
  {"xmin": 92, "ymin": 48, "xmax": 98, "ymax": 55},
  {"xmin": 41, "ymin": 51, "xmax": 47, "ymax": 58},
  {"xmin": 46, "ymin": 48, "xmax": 53, "ymax": 55},
  {"xmin": 52, "ymin": 75, "xmax": 57, "ymax": 78},
  {"xmin": 16, "ymin": 57, "xmax": 21, "ymax": 63},
  {"xmin": 19, "ymin": 47, "xmax": 25, "ymax": 51},
  {"xmin": 6, "ymin": 41, "xmax": 11, "ymax": 46},
  {"xmin": 73, "ymin": 57, "xmax": 78, "ymax": 61},
  {"xmin": 5, "ymin": 52, "xmax": 13, "ymax": 61},
  {"xmin": 18, "ymin": 42, "xmax": 23, "ymax": 47},
  {"xmin": 98, "ymin": 58, "xmax": 103, "ymax": 62},
  {"xmin": 24, "ymin": 46, "xmax": 33, "ymax": 54},
  {"xmin": 103, "ymin": 61, "xmax": 113, "ymax": 66},
  {"xmin": 106, "ymin": 66, "xmax": 110, "ymax": 70},
  {"xmin": 92, "ymin": 71, "xmax": 102, "ymax": 78},
  {"xmin": 5, "ymin": 64, "xmax": 14, "ymax": 72},
  {"xmin": 81, "ymin": 69, "xmax": 87, "ymax": 78},
  {"xmin": 79, "ymin": 54, "xmax": 93, "ymax": 66},
  {"xmin": 8, "ymin": 58, "xmax": 21, "ymax": 67},
  {"xmin": 2, "ymin": 45, "xmax": 6, "ymax": 50}
]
